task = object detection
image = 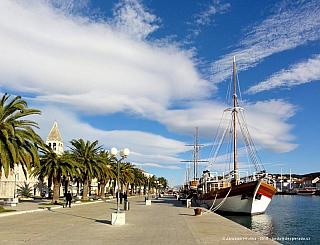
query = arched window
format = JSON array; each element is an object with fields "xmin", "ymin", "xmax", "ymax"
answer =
[{"xmin": 53, "ymin": 143, "xmax": 56, "ymax": 150}]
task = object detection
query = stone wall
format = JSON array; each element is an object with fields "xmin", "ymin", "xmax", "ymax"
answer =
[{"xmin": 0, "ymin": 165, "xmax": 39, "ymax": 198}]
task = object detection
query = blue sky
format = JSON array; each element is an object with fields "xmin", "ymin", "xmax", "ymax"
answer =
[{"xmin": 1, "ymin": 0, "xmax": 319, "ymax": 186}]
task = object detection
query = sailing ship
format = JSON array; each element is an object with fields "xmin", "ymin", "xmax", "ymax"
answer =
[{"xmin": 196, "ymin": 57, "xmax": 276, "ymax": 215}]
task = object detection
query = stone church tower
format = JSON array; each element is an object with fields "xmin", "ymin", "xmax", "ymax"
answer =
[{"xmin": 46, "ymin": 121, "xmax": 64, "ymax": 155}]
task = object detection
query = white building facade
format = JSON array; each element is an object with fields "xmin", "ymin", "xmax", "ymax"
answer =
[{"xmin": 0, "ymin": 121, "xmax": 64, "ymax": 199}]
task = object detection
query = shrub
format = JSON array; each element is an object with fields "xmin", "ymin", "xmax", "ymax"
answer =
[{"xmin": 16, "ymin": 182, "xmax": 33, "ymax": 198}]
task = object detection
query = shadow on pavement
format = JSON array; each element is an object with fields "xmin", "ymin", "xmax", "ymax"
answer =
[
  {"xmin": 151, "ymin": 197, "xmax": 184, "ymax": 207},
  {"xmin": 49, "ymin": 209, "xmax": 112, "ymax": 225},
  {"xmin": 96, "ymin": 219, "xmax": 111, "ymax": 225},
  {"xmin": 178, "ymin": 213, "xmax": 195, "ymax": 216}
]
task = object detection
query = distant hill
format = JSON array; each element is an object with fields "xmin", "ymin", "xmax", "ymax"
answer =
[{"xmin": 271, "ymin": 171, "xmax": 320, "ymax": 179}]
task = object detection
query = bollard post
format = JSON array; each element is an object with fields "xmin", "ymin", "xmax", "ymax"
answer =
[{"xmin": 187, "ymin": 199, "xmax": 191, "ymax": 208}]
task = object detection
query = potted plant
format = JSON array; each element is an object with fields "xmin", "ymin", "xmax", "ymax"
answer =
[{"xmin": 194, "ymin": 208, "xmax": 202, "ymax": 216}]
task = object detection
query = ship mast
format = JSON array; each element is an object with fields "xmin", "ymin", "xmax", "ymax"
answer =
[
  {"xmin": 182, "ymin": 127, "xmax": 207, "ymax": 182},
  {"xmin": 233, "ymin": 56, "xmax": 238, "ymax": 185},
  {"xmin": 193, "ymin": 127, "xmax": 200, "ymax": 180}
]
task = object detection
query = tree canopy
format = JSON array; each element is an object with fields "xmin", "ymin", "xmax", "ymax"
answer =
[{"xmin": 0, "ymin": 93, "xmax": 43, "ymax": 178}]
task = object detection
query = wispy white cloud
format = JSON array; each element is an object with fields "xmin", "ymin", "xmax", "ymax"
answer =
[
  {"xmin": 133, "ymin": 162, "xmax": 182, "ymax": 170},
  {"xmin": 247, "ymin": 54, "xmax": 320, "ymax": 94},
  {"xmin": 186, "ymin": 0, "xmax": 230, "ymax": 39},
  {"xmin": 150, "ymin": 99, "xmax": 298, "ymax": 154},
  {"xmin": 242, "ymin": 100, "xmax": 298, "ymax": 153},
  {"xmin": 0, "ymin": 0, "xmax": 299, "ymax": 178},
  {"xmin": 0, "ymin": 0, "xmax": 212, "ymax": 116},
  {"xmin": 211, "ymin": 0, "xmax": 320, "ymax": 82},
  {"xmin": 45, "ymin": 0, "xmax": 90, "ymax": 14},
  {"xmin": 28, "ymin": 105, "xmax": 187, "ymax": 167},
  {"xmin": 108, "ymin": 0, "xmax": 160, "ymax": 40},
  {"xmin": 194, "ymin": 1, "xmax": 230, "ymax": 26}
]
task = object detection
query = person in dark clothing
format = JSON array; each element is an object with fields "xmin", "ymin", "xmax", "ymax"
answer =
[
  {"xmin": 124, "ymin": 192, "xmax": 127, "ymax": 202},
  {"xmin": 66, "ymin": 191, "xmax": 72, "ymax": 208},
  {"xmin": 120, "ymin": 192, "xmax": 123, "ymax": 204}
]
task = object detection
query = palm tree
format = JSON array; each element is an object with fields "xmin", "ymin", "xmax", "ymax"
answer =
[
  {"xmin": 149, "ymin": 175, "xmax": 158, "ymax": 194},
  {"xmin": 119, "ymin": 162, "xmax": 134, "ymax": 195},
  {"xmin": 97, "ymin": 150, "xmax": 115, "ymax": 199},
  {"xmin": 33, "ymin": 180, "xmax": 48, "ymax": 197},
  {"xmin": 143, "ymin": 175, "xmax": 149, "ymax": 195},
  {"xmin": 32, "ymin": 146, "xmax": 79, "ymax": 203},
  {"xmin": 157, "ymin": 176, "xmax": 168, "ymax": 193},
  {"xmin": 132, "ymin": 168, "xmax": 145, "ymax": 195},
  {"xmin": 69, "ymin": 139, "xmax": 102, "ymax": 200},
  {"xmin": 0, "ymin": 93, "xmax": 43, "ymax": 178}
]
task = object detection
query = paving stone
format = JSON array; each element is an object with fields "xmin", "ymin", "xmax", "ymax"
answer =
[{"xmin": 0, "ymin": 196, "xmax": 278, "ymax": 244}]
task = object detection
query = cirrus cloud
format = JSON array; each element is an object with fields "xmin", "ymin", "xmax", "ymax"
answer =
[{"xmin": 247, "ymin": 54, "xmax": 320, "ymax": 94}]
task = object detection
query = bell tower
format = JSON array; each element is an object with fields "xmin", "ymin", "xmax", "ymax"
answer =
[{"xmin": 46, "ymin": 121, "xmax": 63, "ymax": 155}]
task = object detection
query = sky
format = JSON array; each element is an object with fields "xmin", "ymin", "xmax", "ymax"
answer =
[{"xmin": 0, "ymin": 0, "xmax": 319, "ymax": 187}]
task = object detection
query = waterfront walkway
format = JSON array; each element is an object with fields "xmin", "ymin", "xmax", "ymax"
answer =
[{"xmin": 0, "ymin": 195, "xmax": 278, "ymax": 244}]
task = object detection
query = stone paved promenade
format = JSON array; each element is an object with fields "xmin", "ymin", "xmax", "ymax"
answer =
[{"xmin": 0, "ymin": 195, "xmax": 278, "ymax": 245}]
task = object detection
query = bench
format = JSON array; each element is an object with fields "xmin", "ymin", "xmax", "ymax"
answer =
[{"xmin": 5, "ymin": 198, "xmax": 19, "ymax": 207}]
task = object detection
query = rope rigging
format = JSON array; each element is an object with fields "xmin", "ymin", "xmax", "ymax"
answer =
[
  {"xmin": 208, "ymin": 58, "xmax": 266, "ymax": 178},
  {"xmin": 207, "ymin": 106, "xmax": 265, "ymax": 176}
]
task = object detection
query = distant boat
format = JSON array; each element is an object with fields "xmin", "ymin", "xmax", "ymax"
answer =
[
  {"xmin": 275, "ymin": 191, "xmax": 297, "ymax": 195},
  {"xmin": 297, "ymin": 189, "xmax": 315, "ymax": 195},
  {"xmin": 196, "ymin": 57, "xmax": 277, "ymax": 215}
]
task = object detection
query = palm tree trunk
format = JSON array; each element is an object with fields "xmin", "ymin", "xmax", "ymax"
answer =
[
  {"xmin": 64, "ymin": 176, "xmax": 69, "ymax": 197},
  {"xmin": 82, "ymin": 176, "xmax": 89, "ymax": 200},
  {"xmin": 52, "ymin": 177, "xmax": 60, "ymax": 203},
  {"xmin": 100, "ymin": 179, "xmax": 106, "ymax": 199},
  {"xmin": 77, "ymin": 180, "xmax": 80, "ymax": 196},
  {"xmin": 88, "ymin": 179, "xmax": 92, "ymax": 196},
  {"xmin": 48, "ymin": 174, "xmax": 53, "ymax": 198}
]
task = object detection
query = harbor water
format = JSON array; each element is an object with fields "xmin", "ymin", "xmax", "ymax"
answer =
[{"xmin": 223, "ymin": 195, "xmax": 320, "ymax": 244}]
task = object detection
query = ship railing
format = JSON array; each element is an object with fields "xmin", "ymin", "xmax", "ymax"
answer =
[
  {"xmin": 243, "ymin": 171, "xmax": 268, "ymax": 182},
  {"xmin": 238, "ymin": 171, "xmax": 250, "ymax": 183},
  {"xmin": 199, "ymin": 172, "xmax": 219, "ymax": 185}
]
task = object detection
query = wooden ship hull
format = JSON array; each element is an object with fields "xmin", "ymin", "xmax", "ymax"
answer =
[{"xmin": 198, "ymin": 180, "xmax": 277, "ymax": 215}]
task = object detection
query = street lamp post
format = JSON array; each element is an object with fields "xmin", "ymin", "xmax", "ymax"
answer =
[
  {"xmin": 147, "ymin": 177, "xmax": 149, "ymax": 199},
  {"xmin": 109, "ymin": 147, "xmax": 130, "ymax": 214}
]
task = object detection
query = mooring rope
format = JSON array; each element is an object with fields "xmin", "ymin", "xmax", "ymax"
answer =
[
  {"xmin": 205, "ymin": 187, "xmax": 232, "ymax": 213},
  {"xmin": 205, "ymin": 193, "xmax": 218, "ymax": 213}
]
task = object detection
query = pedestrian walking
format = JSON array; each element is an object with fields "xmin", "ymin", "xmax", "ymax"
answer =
[
  {"xmin": 120, "ymin": 192, "xmax": 123, "ymax": 204},
  {"xmin": 124, "ymin": 192, "xmax": 127, "ymax": 202},
  {"xmin": 66, "ymin": 191, "xmax": 72, "ymax": 208}
]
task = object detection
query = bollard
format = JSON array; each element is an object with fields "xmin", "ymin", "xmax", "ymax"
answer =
[
  {"xmin": 187, "ymin": 199, "xmax": 191, "ymax": 208},
  {"xmin": 194, "ymin": 208, "xmax": 202, "ymax": 216},
  {"xmin": 124, "ymin": 201, "xmax": 130, "ymax": 211}
]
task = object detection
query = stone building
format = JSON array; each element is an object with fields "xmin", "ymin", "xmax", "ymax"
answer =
[
  {"xmin": 0, "ymin": 121, "xmax": 63, "ymax": 199},
  {"xmin": 46, "ymin": 121, "xmax": 64, "ymax": 155}
]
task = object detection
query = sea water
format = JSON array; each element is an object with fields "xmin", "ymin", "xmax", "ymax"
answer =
[{"xmin": 223, "ymin": 195, "xmax": 320, "ymax": 244}]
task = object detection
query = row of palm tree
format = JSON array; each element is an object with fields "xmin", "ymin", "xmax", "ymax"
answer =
[
  {"xmin": 33, "ymin": 139, "xmax": 168, "ymax": 203},
  {"xmin": 0, "ymin": 93, "xmax": 168, "ymax": 203}
]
